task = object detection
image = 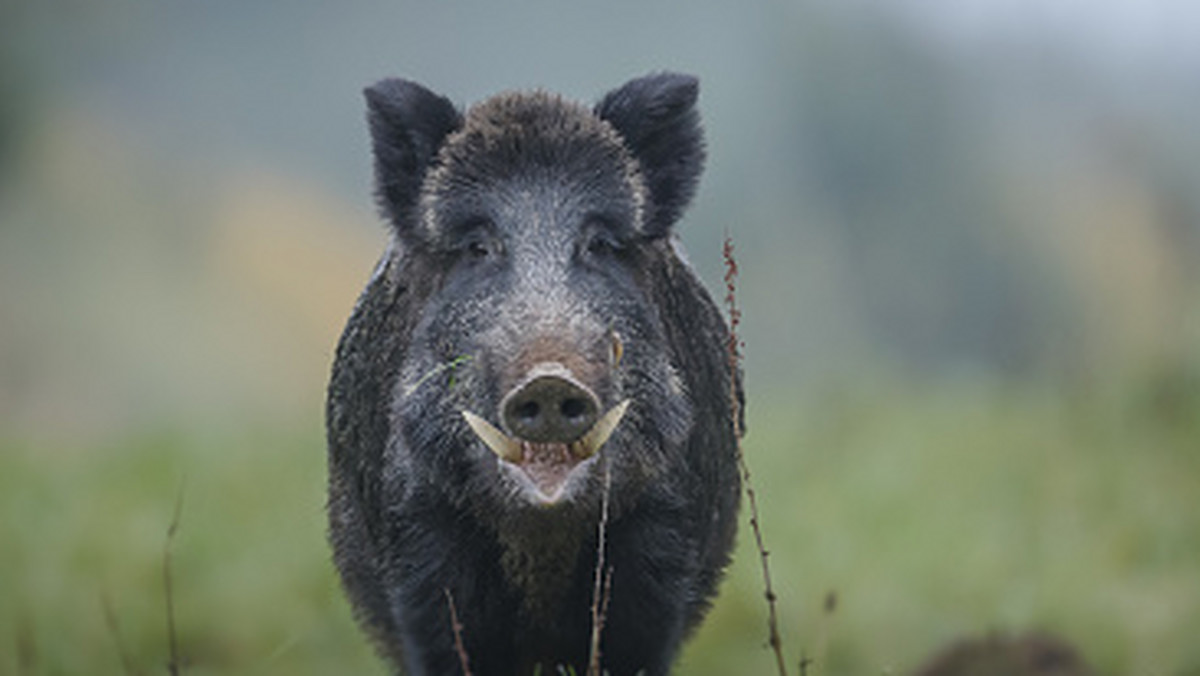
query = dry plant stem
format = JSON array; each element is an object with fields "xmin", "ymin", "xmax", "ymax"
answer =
[
  {"xmin": 164, "ymin": 486, "xmax": 184, "ymax": 676},
  {"xmin": 814, "ymin": 590, "xmax": 837, "ymax": 673},
  {"xmin": 587, "ymin": 459, "xmax": 614, "ymax": 676},
  {"xmin": 724, "ymin": 236, "xmax": 788, "ymax": 676},
  {"xmin": 16, "ymin": 606, "xmax": 36, "ymax": 676},
  {"xmin": 600, "ymin": 566, "xmax": 613, "ymax": 627},
  {"xmin": 444, "ymin": 589, "xmax": 473, "ymax": 676},
  {"xmin": 102, "ymin": 594, "xmax": 142, "ymax": 676}
]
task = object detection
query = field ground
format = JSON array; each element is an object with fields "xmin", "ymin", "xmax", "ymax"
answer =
[{"xmin": 3, "ymin": 380, "xmax": 1198, "ymax": 675}]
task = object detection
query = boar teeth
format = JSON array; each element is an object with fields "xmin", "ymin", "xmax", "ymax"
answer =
[
  {"xmin": 463, "ymin": 400, "xmax": 631, "ymax": 463},
  {"xmin": 461, "ymin": 411, "xmax": 523, "ymax": 463},
  {"xmin": 574, "ymin": 399, "xmax": 631, "ymax": 459}
]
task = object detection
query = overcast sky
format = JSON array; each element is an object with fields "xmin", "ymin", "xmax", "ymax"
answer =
[{"xmin": 873, "ymin": 0, "xmax": 1200, "ymax": 70}]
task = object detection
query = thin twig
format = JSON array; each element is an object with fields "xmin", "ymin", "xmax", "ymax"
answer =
[
  {"xmin": 15, "ymin": 604, "xmax": 36, "ymax": 676},
  {"xmin": 164, "ymin": 485, "xmax": 185, "ymax": 676},
  {"xmin": 405, "ymin": 355, "xmax": 474, "ymax": 396},
  {"xmin": 587, "ymin": 459, "xmax": 614, "ymax": 676},
  {"xmin": 724, "ymin": 235, "xmax": 788, "ymax": 676},
  {"xmin": 600, "ymin": 566, "xmax": 613, "ymax": 633},
  {"xmin": 102, "ymin": 593, "xmax": 142, "ymax": 676},
  {"xmin": 812, "ymin": 590, "xmax": 838, "ymax": 675},
  {"xmin": 444, "ymin": 588, "xmax": 472, "ymax": 676}
]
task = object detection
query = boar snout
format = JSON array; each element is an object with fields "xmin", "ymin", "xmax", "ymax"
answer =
[
  {"xmin": 501, "ymin": 362, "xmax": 599, "ymax": 443},
  {"xmin": 461, "ymin": 358, "xmax": 632, "ymax": 503}
]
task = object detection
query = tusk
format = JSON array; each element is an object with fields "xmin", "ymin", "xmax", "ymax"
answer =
[
  {"xmin": 462, "ymin": 411, "xmax": 523, "ymax": 463},
  {"xmin": 575, "ymin": 399, "xmax": 631, "ymax": 459}
]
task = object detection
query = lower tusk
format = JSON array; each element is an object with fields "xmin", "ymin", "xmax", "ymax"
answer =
[
  {"xmin": 575, "ymin": 399, "xmax": 631, "ymax": 459},
  {"xmin": 463, "ymin": 399, "xmax": 631, "ymax": 463},
  {"xmin": 462, "ymin": 411, "xmax": 523, "ymax": 463}
]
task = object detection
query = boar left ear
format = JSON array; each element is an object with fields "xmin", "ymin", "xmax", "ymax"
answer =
[
  {"xmin": 365, "ymin": 78, "xmax": 462, "ymax": 238},
  {"xmin": 595, "ymin": 72, "xmax": 706, "ymax": 236}
]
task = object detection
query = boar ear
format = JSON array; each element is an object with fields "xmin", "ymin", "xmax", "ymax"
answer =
[
  {"xmin": 365, "ymin": 79, "xmax": 462, "ymax": 237},
  {"xmin": 595, "ymin": 73, "xmax": 706, "ymax": 236}
]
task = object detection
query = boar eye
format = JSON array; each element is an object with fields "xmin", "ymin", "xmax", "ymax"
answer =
[
  {"xmin": 584, "ymin": 226, "xmax": 626, "ymax": 258},
  {"xmin": 467, "ymin": 239, "xmax": 493, "ymax": 259},
  {"xmin": 453, "ymin": 216, "xmax": 502, "ymax": 262},
  {"xmin": 462, "ymin": 236, "xmax": 505, "ymax": 264}
]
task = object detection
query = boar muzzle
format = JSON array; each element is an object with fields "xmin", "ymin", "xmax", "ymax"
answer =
[
  {"xmin": 460, "ymin": 362, "xmax": 630, "ymax": 502},
  {"xmin": 502, "ymin": 363, "xmax": 599, "ymax": 443}
]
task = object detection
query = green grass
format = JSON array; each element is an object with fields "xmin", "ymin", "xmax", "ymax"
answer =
[
  {"xmin": 3, "ymin": 380, "xmax": 1198, "ymax": 675},
  {"xmin": 0, "ymin": 427, "xmax": 384, "ymax": 676}
]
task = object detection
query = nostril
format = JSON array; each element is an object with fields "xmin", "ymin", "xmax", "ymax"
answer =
[
  {"xmin": 515, "ymin": 400, "xmax": 541, "ymax": 423},
  {"xmin": 560, "ymin": 398, "xmax": 588, "ymax": 422}
]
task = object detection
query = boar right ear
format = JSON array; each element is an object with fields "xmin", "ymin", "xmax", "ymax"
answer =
[
  {"xmin": 596, "ymin": 73, "xmax": 706, "ymax": 237},
  {"xmin": 365, "ymin": 79, "xmax": 462, "ymax": 237}
]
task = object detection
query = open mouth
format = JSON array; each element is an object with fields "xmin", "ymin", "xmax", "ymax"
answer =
[{"xmin": 461, "ymin": 400, "xmax": 630, "ymax": 502}]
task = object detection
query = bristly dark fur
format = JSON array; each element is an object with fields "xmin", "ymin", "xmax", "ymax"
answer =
[{"xmin": 328, "ymin": 72, "xmax": 741, "ymax": 676}]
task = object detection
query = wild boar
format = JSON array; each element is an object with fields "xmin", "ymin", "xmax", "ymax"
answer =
[{"xmin": 326, "ymin": 72, "xmax": 742, "ymax": 675}]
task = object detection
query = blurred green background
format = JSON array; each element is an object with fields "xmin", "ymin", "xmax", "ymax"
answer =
[{"xmin": 2, "ymin": 1, "xmax": 1199, "ymax": 674}]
